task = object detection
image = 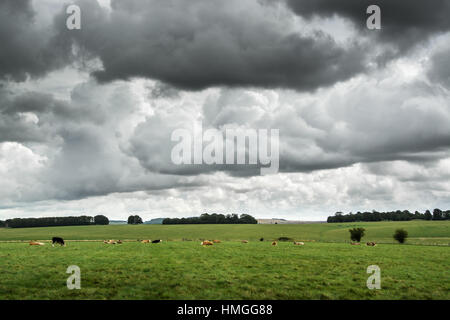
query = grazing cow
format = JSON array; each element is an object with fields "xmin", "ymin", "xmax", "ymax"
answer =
[
  {"xmin": 351, "ymin": 242, "xmax": 361, "ymax": 245},
  {"xmin": 212, "ymin": 240, "xmax": 221, "ymax": 243},
  {"xmin": 366, "ymin": 242, "xmax": 377, "ymax": 246},
  {"xmin": 152, "ymin": 239, "xmax": 162, "ymax": 244},
  {"xmin": 52, "ymin": 237, "xmax": 65, "ymax": 247},
  {"xmin": 241, "ymin": 240, "xmax": 249, "ymax": 243},
  {"xmin": 141, "ymin": 240, "xmax": 150, "ymax": 243},
  {"xmin": 201, "ymin": 240, "xmax": 213, "ymax": 246},
  {"xmin": 29, "ymin": 241, "xmax": 45, "ymax": 246},
  {"xmin": 272, "ymin": 241, "xmax": 277, "ymax": 246},
  {"xmin": 293, "ymin": 241, "xmax": 304, "ymax": 246}
]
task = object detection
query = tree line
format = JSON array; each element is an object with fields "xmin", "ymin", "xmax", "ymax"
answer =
[
  {"xmin": 162, "ymin": 213, "xmax": 258, "ymax": 225},
  {"xmin": 327, "ymin": 209, "xmax": 450, "ymax": 223},
  {"xmin": 1, "ymin": 215, "xmax": 109, "ymax": 228}
]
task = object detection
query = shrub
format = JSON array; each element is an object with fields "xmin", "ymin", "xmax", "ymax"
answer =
[
  {"xmin": 393, "ymin": 229, "xmax": 408, "ymax": 244},
  {"xmin": 277, "ymin": 237, "xmax": 293, "ymax": 242},
  {"xmin": 349, "ymin": 228, "xmax": 365, "ymax": 242}
]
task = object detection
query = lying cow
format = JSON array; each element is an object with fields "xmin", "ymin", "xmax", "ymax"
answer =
[
  {"xmin": 152, "ymin": 239, "xmax": 162, "ymax": 243},
  {"xmin": 293, "ymin": 241, "xmax": 304, "ymax": 245},
  {"xmin": 104, "ymin": 240, "xmax": 117, "ymax": 244},
  {"xmin": 272, "ymin": 241, "xmax": 277, "ymax": 246},
  {"xmin": 52, "ymin": 237, "xmax": 65, "ymax": 247},
  {"xmin": 141, "ymin": 240, "xmax": 150, "ymax": 243},
  {"xmin": 201, "ymin": 240, "xmax": 213, "ymax": 246},
  {"xmin": 212, "ymin": 240, "xmax": 221, "ymax": 243},
  {"xmin": 366, "ymin": 242, "xmax": 377, "ymax": 246},
  {"xmin": 29, "ymin": 241, "xmax": 45, "ymax": 246}
]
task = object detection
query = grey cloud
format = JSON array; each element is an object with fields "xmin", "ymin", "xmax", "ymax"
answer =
[
  {"xmin": 0, "ymin": 0, "xmax": 72, "ymax": 82},
  {"xmin": 285, "ymin": 0, "xmax": 450, "ymax": 54},
  {"xmin": 55, "ymin": 0, "xmax": 367, "ymax": 91}
]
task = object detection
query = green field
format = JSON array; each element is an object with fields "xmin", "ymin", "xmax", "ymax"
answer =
[
  {"xmin": 0, "ymin": 220, "xmax": 449, "ymax": 245},
  {"xmin": 0, "ymin": 221, "xmax": 449, "ymax": 300}
]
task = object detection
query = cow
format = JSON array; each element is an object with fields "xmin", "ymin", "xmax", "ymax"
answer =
[
  {"xmin": 29, "ymin": 241, "xmax": 45, "ymax": 246},
  {"xmin": 293, "ymin": 241, "xmax": 304, "ymax": 245},
  {"xmin": 104, "ymin": 240, "xmax": 117, "ymax": 244},
  {"xmin": 212, "ymin": 240, "xmax": 221, "ymax": 243},
  {"xmin": 366, "ymin": 242, "xmax": 377, "ymax": 246},
  {"xmin": 260, "ymin": 238, "xmax": 264, "ymax": 242},
  {"xmin": 117, "ymin": 240, "xmax": 123, "ymax": 244},
  {"xmin": 52, "ymin": 237, "xmax": 65, "ymax": 247},
  {"xmin": 351, "ymin": 242, "xmax": 361, "ymax": 245},
  {"xmin": 152, "ymin": 239, "xmax": 162, "ymax": 244},
  {"xmin": 141, "ymin": 240, "xmax": 150, "ymax": 243},
  {"xmin": 201, "ymin": 240, "xmax": 213, "ymax": 246},
  {"xmin": 272, "ymin": 241, "xmax": 277, "ymax": 246},
  {"xmin": 241, "ymin": 240, "xmax": 249, "ymax": 243}
]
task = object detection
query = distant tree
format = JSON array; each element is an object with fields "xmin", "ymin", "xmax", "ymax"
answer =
[
  {"xmin": 424, "ymin": 210, "xmax": 432, "ymax": 220},
  {"xmin": 94, "ymin": 215, "xmax": 109, "ymax": 225},
  {"xmin": 127, "ymin": 215, "xmax": 143, "ymax": 225},
  {"xmin": 349, "ymin": 228, "xmax": 365, "ymax": 242},
  {"xmin": 393, "ymin": 229, "xmax": 408, "ymax": 244},
  {"xmin": 239, "ymin": 214, "xmax": 258, "ymax": 224},
  {"xmin": 432, "ymin": 209, "xmax": 443, "ymax": 220},
  {"xmin": 0, "ymin": 220, "xmax": 4, "ymax": 228}
]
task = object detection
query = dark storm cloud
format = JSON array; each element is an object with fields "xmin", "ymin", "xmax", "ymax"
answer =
[
  {"xmin": 285, "ymin": 0, "xmax": 450, "ymax": 53},
  {"xmin": 54, "ymin": 0, "xmax": 367, "ymax": 91},
  {"xmin": 0, "ymin": 0, "xmax": 72, "ymax": 81}
]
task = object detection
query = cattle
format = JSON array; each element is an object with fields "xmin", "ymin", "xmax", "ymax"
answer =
[
  {"xmin": 52, "ymin": 237, "xmax": 65, "ymax": 247},
  {"xmin": 201, "ymin": 240, "xmax": 213, "ymax": 246},
  {"xmin": 212, "ymin": 240, "xmax": 221, "ymax": 243},
  {"xmin": 141, "ymin": 240, "xmax": 150, "ymax": 243},
  {"xmin": 351, "ymin": 242, "xmax": 361, "ymax": 245},
  {"xmin": 29, "ymin": 241, "xmax": 45, "ymax": 246},
  {"xmin": 272, "ymin": 241, "xmax": 277, "ymax": 246},
  {"xmin": 152, "ymin": 239, "xmax": 162, "ymax": 244},
  {"xmin": 117, "ymin": 240, "xmax": 123, "ymax": 244},
  {"xmin": 293, "ymin": 241, "xmax": 304, "ymax": 245},
  {"xmin": 241, "ymin": 240, "xmax": 249, "ymax": 243},
  {"xmin": 366, "ymin": 242, "xmax": 377, "ymax": 246},
  {"xmin": 104, "ymin": 240, "xmax": 117, "ymax": 244},
  {"xmin": 260, "ymin": 238, "xmax": 264, "ymax": 242}
]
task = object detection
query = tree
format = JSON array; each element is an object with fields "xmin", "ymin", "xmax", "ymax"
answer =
[
  {"xmin": 127, "ymin": 215, "xmax": 143, "ymax": 224},
  {"xmin": 424, "ymin": 210, "xmax": 432, "ymax": 220},
  {"xmin": 349, "ymin": 228, "xmax": 365, "ymax": 242},
  {"xmin": 393, "ymin": 229, "xmax": 408, "ymax": 244},
  {"xmin": 432, "ymin": 209, "xmax": 443, "ymax": 220},
  {"xmin": 94, "ymin": 215, "xmax": 109, "ymax": 225}
]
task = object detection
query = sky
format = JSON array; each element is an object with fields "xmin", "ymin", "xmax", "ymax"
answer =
[{"xmin": 1, "ymin": 0, "xmax": 450, "ymax": 221}]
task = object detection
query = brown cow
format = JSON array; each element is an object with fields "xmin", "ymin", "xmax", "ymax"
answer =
[
  {"xmin": 272, "ymin": 241, "xmax": 277, "ymax": 246},
  {"xmin": 141, "ymin": 240, "xmax": 150, "ymax": 243},
  {"xmin": 29, "ymin": 241, "xmax": 45, "ymax": 246},
  {"xmin": 201, "ymin": 240, "xmax": 213, "ymax": 246},
  {"xmin": 366, "ymin": 242, "xmax": 377, "ymax": 246},
  {"xmin": 212, "ymin": 240, "xmax": 221, "ymax": 243}
]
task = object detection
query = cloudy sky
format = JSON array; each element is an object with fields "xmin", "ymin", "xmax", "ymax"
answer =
[{"xmin": 1, "ymin": 0, "xmax": 450, "ymax": 221}]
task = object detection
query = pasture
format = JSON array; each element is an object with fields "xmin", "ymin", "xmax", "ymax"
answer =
[{"xmin": 0, "ymin": 221, "xmax": 449, "ymax": 300}]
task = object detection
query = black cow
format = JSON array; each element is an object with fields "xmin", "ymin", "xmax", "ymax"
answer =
[
  {"xmin": 52, "ymin": 237, "xmax": 65, "ymax": 246},
  {"xmin": 152, "ymin": 239, "xmax": 162, "ymax": 243}
]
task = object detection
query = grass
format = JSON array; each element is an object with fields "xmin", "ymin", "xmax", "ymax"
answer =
[
  {"xmin": 0, "ymin": 220, "xmax": 449, "ymax": 245},
  {"xmin": 0, "ymin": 221, "xmax": 448, "ymax": 299},
  {"xmin": 0, "ymin": 241, "xmax": 448, "ymax": 300}
]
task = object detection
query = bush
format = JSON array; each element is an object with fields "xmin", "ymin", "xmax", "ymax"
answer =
[
  {"xmin": 277, "ymin": 237, "xmax": 293, "ymax": 242},
  {"xmin": 349, "ymin": 228, "xmax": 365, "ymax": 242},
  {"xmin": 393, "ymin": 229, "xmax": 408, "ymax": 244}
]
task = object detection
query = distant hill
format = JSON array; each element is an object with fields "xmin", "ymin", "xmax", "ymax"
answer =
[
  {"xmin": 257, "ymin": 219, "xmax": 325, "ymax": 224},
  {"xmin": 144, "ymin": 218, "xmax": 165, "ymax": 225},
  {"xmin": 109, "ymin": 220, "xmax": 127, "ymax": 225}
]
